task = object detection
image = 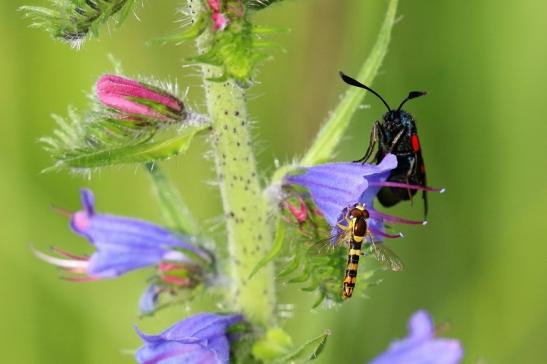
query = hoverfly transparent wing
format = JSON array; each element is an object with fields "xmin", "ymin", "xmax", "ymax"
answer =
[
  {"xmin": 368, "ymin": 242, "xmax": 405, "ymax": 272},
  {"xmin": 310, "ymin": 231, "xmax": 348, "ymax": 254}
]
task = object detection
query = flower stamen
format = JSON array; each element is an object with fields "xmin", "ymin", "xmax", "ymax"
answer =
[
  {"xmin": 369, "ymin": 181, "xmax": 445, "ymax": 193},
  {"xmin": 369, "ymin": 209, "xmax": 427, "ymax": 225}
]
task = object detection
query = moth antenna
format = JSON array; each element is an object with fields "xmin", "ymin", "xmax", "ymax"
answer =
[
  {"xmin": 339, "ymin": 71, "xmax": 391, "ymax": 112},
  {"xmin": 397, "ymin": 91, "xmax": 427, "ymax": 111}
]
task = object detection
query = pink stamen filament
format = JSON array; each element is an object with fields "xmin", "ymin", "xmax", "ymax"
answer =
[
  {"xmin": 50, "ymin": 246, "xmax": 88, "ymax": 260},
  {"xmin": 370, "ymin": 228, "xmax": 404, "ymax": 239},
  {"xmin": 369, "ymin": 209, "xmax": 427, "ymax": 225},
  {"xmin": 50, "ymin": 205, "xmax": 73, "ymax": 218},
  {"xmin": 369, "ymin": 181, "xmax": 445, "ymax": 193}
]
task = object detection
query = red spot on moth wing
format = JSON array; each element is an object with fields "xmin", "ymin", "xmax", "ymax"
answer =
[{"xmin": 411, "ymin": 134, "xmax": 421, "ymax": 152}]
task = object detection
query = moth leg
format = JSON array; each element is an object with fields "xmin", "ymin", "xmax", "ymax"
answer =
[
  {"xmin": 405, "ymin": 157, "xmax": 417, "ymax": 203},
  {"xmin": 354, "ymin": 121, "xmax": 380, "ymax": 163},
  {"xmin": 388, "ymin": 127, "xmax": 405, "ymax": 153}
]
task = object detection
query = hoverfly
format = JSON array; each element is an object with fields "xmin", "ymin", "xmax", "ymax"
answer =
[
  {"xmin": 339, "ymin": 72, "xmax": 429, "ymax": 218},
  {"xmin": 332, "ymin": 203, "xmax": 404, "ymax": 299}
]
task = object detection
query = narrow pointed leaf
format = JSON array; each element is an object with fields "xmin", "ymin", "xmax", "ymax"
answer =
[
  {"xmin": 249, "ymin": 219, "xmax": 285, "ymax": 279},
  {"xmin": 47, "ymin": 125, "xmax": 209, "ymax": 170},
  {"xmin": 274, "ymin": 330, "xmax": 331, "ymax": 363}
]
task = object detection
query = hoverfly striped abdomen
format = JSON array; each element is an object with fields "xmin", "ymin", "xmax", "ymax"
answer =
[{"xmin": 342, "ymin": 204, "xmax": 370, "ymax": 299}]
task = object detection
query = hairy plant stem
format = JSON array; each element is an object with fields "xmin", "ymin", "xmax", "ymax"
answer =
[
  {"xmin": 188, "ymin": 0, "xmax": 276, "ymax": 326},
  {"xmin": 144, "ymin": 162, "xmax": 200, "ymax": 235}
]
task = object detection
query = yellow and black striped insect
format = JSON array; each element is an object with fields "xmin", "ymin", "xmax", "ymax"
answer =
[{"xmin": 335, "ymin": 203, "xmax": 404, "ymax": 299}]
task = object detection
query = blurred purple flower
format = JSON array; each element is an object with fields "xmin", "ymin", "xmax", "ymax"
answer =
[
  {"xmin": 34, "ymin": 189, "xmax": 210, "ymax": 281},
  {"xmin": 96, "ymin": 75, "xmax": 185, "ymax": 123},
  {"xmin": 369, "ymin": 310, "xmax": 463, "ymax": 364},
  {"xmin": 285, "ymin": 154, "xmax": 443, "ymax": 241},
  {"xmin": 135, "ymin": 312, "xmax": 243, "ymax": 364}
]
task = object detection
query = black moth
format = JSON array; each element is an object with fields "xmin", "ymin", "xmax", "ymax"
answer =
[{"xmin": 339, "ymin": 72, "xmax": 429, "ymax": 218}]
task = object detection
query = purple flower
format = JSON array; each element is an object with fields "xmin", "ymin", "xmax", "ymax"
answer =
[
  {"xmin": 96, "ymin": 75, "xmax": 185, "ymax": 123},
  {"xmin": 369, "ymin": 310, "xmax": 463, "ymax": 364},
  {"xmin": 135, "ymin": 312, "xmax": 243, "ymax": 364},
  {"xmin": 34, "ymin": 189, "xmax": 210, "ymax": 281},
  {"xmin": 285, "ymin": 154, "xmax": 443, "ymax": 241}
]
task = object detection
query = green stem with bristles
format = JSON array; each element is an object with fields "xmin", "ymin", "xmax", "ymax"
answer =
[
  {"xmin": 299, "ymin": 0, "xmax": 399, "ymax": 166},
  {"xmin": 187, "ymin": 0, "xmax": 276, "ymax": 326}
]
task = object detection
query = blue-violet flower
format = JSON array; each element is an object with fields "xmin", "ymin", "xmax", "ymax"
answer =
[
  {"xmin": 369, "ymin": 310, "xmax": 463, "ymax": 364},
  {"xmin": 34, "ymin": 189, "xmax": 211, "ymax": 281},
  {"xmin": 285, "ymin": 154, "xmax": 443, "ymax": 241},
  {"xmin": 135, "ymin": 312, "xmax": 243, "ymax": 364}
]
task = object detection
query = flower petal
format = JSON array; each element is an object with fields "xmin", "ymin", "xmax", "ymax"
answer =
[
  {"xmin": 369, "ymin": 310, "xmax": 463, "ymax": 364},
  {"xmin": 286, "ymin": 155, "xmax": 397, "ymax": 226},
  {"xmin": 135, "ymin": 313, "xmax": 242, "ymax": 364}
]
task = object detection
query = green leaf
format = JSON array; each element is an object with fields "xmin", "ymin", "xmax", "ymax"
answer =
[
  {"xmin": 46, "ymin": 125, "xmax": 209, "ymax": 170},
  {"xmin": 248, "ymin": 219, "xmax": 285, "ymax": 279},
  {"xmin": 251, "ymin": 328, "xmax": 293, "ymax": 362},
  {"xmin": 273, "ymin": 330, "xmax": 331, "ymax": 363},
  {"xmin": 299, "ymin": 0, "xmax": 399, "ymax": 166},
  {"xmin": 145, "ymin": 162, "xmax": 201, "ymax": 235}
]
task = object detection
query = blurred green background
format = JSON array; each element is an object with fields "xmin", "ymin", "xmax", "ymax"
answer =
[{"xmin": 2, "ymin": 0, "xmax": 547, "ymax": 363}]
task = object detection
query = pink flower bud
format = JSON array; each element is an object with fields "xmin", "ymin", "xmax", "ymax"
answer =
[
  {"xmin": 96, "ymin": 75, "xmax": 185, "ymax": 122},
  {"xmin": 207, "ymin": 0, "xmax": 221, "ymax": 12},
  {"xmin": 212, "ymin": 12, "xmax": 230, "ymax": 31}
]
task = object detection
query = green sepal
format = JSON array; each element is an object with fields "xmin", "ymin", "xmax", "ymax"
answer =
[
  {"xmin": 277, "ymin": 255, "xmax": 300, "ymax": 278},
  {"xmin": 272, "ymin": 330, "xmax": 331, "ymax": 363},
  {"xmin": 251, "ymin": 328, "xmax": 293, "ymax": 362},
  {"xmin": 45, "ymin": 124, "xmax": 209, "ymax": 171},
  {"xmin": 149, "ymin": 16, "xmax": 207, "ymax": 46}
]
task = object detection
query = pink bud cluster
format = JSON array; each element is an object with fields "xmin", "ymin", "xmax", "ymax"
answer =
[{"xmin": 208, "ymin": 0, "xmax": 230, "ymax": 31}]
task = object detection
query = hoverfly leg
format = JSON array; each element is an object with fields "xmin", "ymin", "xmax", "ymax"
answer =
[{"xmin": 337, "ymin": 222, "xmax": 350, "ymax": 232}]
